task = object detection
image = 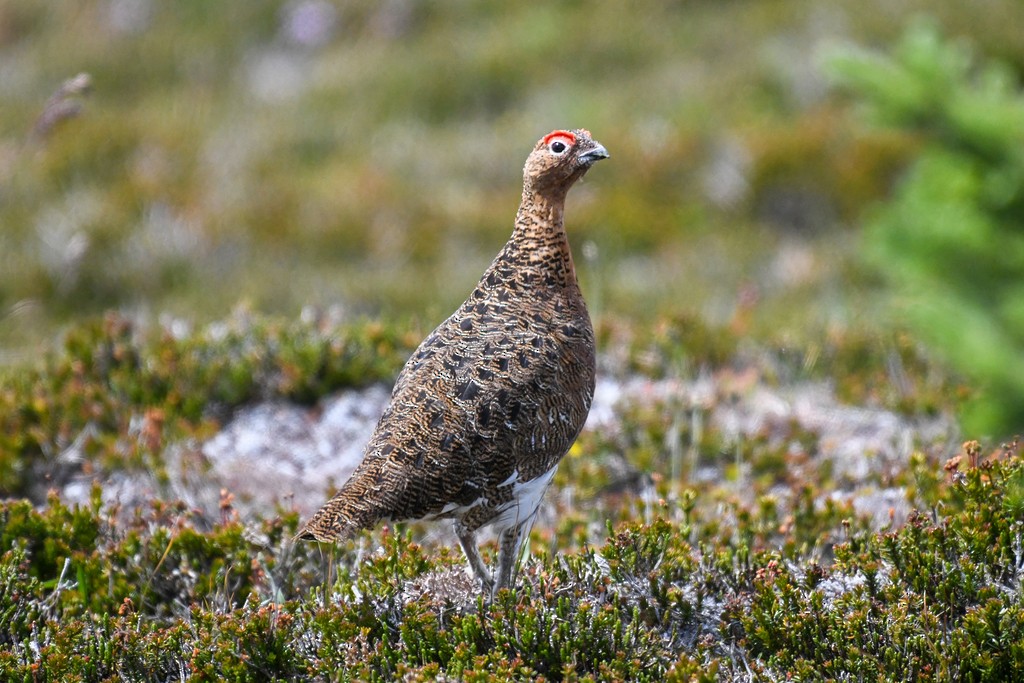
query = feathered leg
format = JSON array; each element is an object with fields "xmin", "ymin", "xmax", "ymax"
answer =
[
  {"xmin": 455, "ymin": 525, "xmax": 494, "ymax": 593},
  {"xmin": 493, "ymin": 511, "xmax": 539, "ymax": 597}
]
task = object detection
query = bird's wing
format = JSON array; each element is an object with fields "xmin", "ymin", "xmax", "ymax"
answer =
[{"xmin": 297, "ymin": 295, "xmax": 593, "ymax": 542}]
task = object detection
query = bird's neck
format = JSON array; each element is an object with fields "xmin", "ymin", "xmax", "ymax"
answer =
[{"xmin": 498, "ymin": 188, "xmax": 578, "ymax": 289}]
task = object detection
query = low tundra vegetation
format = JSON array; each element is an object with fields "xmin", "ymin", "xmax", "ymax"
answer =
[{"xmin": 1, "ymin": 312, "xmax": 1021, "ymax": 681}]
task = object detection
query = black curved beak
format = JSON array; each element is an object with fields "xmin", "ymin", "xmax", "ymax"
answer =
[{"xmin": 578, "ymin": 142, "xmax": 609, "ymax": 165}]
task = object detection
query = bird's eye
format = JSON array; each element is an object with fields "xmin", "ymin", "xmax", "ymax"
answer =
[{"xmin": 549, "ymin": 140, "xmax": 567, "ymax": 154}]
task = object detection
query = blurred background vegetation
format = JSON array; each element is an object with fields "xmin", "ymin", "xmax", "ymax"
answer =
[
  {"xmin": 830, "ymin": 21, "xmax": 1024, "ymax": 435},
  {"xmin": 2, "ymin": 0, "xmax": 1023, "ymax": 433}
]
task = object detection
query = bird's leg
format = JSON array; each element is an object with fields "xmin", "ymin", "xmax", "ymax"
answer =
[
  {"xmin": 493, "ymin": 511, "xmax": 539, "ymax": 597},
  {"xmin": 455, "ymin": 524, "xmax": 493, "ymax": 593}
]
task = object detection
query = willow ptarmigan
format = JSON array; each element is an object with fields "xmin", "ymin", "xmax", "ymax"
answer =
[{"xmin": 296, "ymin": 129, "xmax": 608, "ymax": 595}]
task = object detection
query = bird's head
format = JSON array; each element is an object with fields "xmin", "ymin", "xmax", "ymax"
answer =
[{"xmin": 523, "ymin": 129, "xmax": 609, "ymax": 195}]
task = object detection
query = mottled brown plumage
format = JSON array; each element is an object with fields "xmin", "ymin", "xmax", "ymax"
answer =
[{"xmin": 296, "ymin": 129, "xmax": 608, "ymax": 595}]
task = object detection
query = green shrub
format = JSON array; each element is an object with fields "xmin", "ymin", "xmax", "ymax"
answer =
[{"xmin": 828, "ymin": 20, "xmax": 1024, "ymax": 435}]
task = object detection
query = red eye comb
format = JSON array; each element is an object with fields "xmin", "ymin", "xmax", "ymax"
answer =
[{"xmin": 542, "ymin": 130, "xmax": 576, "ymax": 147}]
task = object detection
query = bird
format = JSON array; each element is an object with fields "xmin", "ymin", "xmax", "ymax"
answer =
[{"xmin": 296, "ymin": 128, "xmax": 608, "ymax": 596}]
